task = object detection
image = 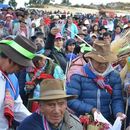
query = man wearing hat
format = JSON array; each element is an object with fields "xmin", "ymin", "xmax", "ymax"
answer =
[
  {"xmin": 17, "ymin": 79, "xmax": 83, "ymax": 130},
  {"xmin": 0, "ymin": 35, "xmax": 36, "ymax": 130},
  {"xmin": 66, "ymin": 40, "xmax": 125, "ymax": 123}
]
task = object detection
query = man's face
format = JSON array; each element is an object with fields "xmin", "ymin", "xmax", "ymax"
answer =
[
  {"xmin": 91, "ymin": 59, "xmax": 109, "ymax": 73},
  {"xmin": 35, "ymin": 37, "xmax": 44, "ymax": 45},
  {"xmin": 2, "ymin": 58, "xmax": 24, "ymax": 74},
  {"xmin": 103, "ymin": 35, "xmax": 112, "ymax": 43},
  {"xmin": 40, "ymin": 99, "xmax": 67, "ymax": 127}
]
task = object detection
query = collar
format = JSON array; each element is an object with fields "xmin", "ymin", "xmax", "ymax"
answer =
[
  {"xmin": 54, "ymin": 46, "xmax": 62, "ymax": 52},
  {"xmin": 48, "ymin": 121, "xmax": 63, "ymax": 130}
]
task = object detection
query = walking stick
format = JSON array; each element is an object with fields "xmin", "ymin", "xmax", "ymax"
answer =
[
  {"xmin": 66, "ymin": 28, "xmax": 95, "ymax": 51},
  {"xmin": 124, "ymin": 90, "xmax": 129, "ymax": 130}
]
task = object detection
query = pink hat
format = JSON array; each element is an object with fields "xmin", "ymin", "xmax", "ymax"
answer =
[
  {"xmin": 6, "ymin": 14, "xmax": 13, "ymax": 19},
  {"xmin": 55, "ymin": 33, "xmax": 63, "ymax": 39}
]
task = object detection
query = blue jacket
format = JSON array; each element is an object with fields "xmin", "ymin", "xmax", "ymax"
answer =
[
  {"xmin": 17, "ymin": 112, "xmax": 83, "ymax": 130},
  {"xmin": 66, "ymin": 68, "xmax": 124, "ymax": 119}
]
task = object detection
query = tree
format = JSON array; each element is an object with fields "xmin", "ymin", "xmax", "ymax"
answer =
[
  {"xmin": 61, "ymin": 0, "xmax": 69, "ymax": 5},
  {"xmin": 28, "ymin": 0, "xmax": 50, "ymax": 5},
  {"xmin": 0, "ymin": 0, "xmax": 4, "ymax": 3},
  {"xmin": 43, "ymin": 0, "xmax": 50, "ymax": 4},
  {"xmin": 8, "ymin": 0, "xmax": 17, "ymax": 8}
]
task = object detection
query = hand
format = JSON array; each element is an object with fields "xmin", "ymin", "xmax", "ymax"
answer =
[
  {"xmin": 91, "ymin": 108, "xmax": 100, "ymax": 114},
  {"xmin": 116, "ymin": 112, "xmax": 126, "ymax": 120},
  {"xmin": 25, "ymin": 85, "xmax": 35, "ymax": 91},
  {"xmin": 51, "ymin": 27, "xmax": 60, "ymax": 35},
  {"xmin": 127, "ymin": 85, "xmax": 130, "ymax": 94}
]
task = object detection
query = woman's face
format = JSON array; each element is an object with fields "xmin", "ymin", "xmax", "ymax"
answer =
[
  {"xmin": 67, "ymin": 17, "xmax": 73, "ymax": 24},
  {"xmin": 94, "ymin": 25, "xmax": 98, "ymax": 31},
  {"xmin": 54, "ymin": 38, "xmax": 64, "ymax": 49},
  {"xmin": 115, "ymin": 27, "xmax": 121, "ymax": 34},
  {"xmin": 34, "ymin": 58, "xmax": 46, "ymax": 68},
  {"xmin": 40, "ymin": 19, "xmax": 44, "ymax": 25},
  {"xmin": 67, "ymin": 44, "xmax": 75, "ymax": 53}
]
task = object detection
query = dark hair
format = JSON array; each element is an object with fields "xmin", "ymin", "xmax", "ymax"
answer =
[
  {"xmin": 91, "ymin": 24, "xmax": 99, "ymax": 33},
  {"xmin": 0, "ymin": 51, "xmax": 8, "ymax": 58},
  {"xmin": 31, "ymin": 32, "xmax": 44, "ymax": 42},
  {"xmin": 103, "ymin": 32, "xmax": 112, "ymax": 38},
  {"xmin": 114, "ymin": 25, "xmax": 121, "ymax": 30}
]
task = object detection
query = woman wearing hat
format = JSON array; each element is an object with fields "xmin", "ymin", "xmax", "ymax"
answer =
[
  {"xmin": 17, "ymin": 79, "xmax": 83, "ymax": 130},
  {"xmin": 66, "ymin": 40, "xmax": 125, "ymax": 123},
  {"xmin": 5, "ymin": 14, "xmax": 13, "ymax": 35},
  {"xmin": 25, "ymin": 54, "xmax": 65, "ymax": 112},
  {"xmin": 0, "ymin": 35, "xmax": 37, "ymax": 129}
]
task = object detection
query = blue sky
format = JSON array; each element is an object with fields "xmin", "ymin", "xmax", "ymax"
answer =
[{"xmin": 5, "ymin": 0, "xmax": 130, "ymax": 8}]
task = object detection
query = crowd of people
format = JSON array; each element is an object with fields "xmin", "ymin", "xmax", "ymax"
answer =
[{"xmin": 0, "ymin": 6, "xmax": 129, "ymax": 130}]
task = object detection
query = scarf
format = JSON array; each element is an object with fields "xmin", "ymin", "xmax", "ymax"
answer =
[
  {"xmin": 83, "ymin": 61, "xmax": 113, "ymax": 94},
  {"xmin": 1, "ymin": 71, "xmax": 16, "ymax": 127},
  {"xmin": 36, "ymin": 109, "xmax": 62, "ymax": 130}
]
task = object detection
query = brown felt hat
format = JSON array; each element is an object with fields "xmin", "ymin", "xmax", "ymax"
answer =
[
  {"xmin": 29, "ymin": 79, "xmax": 77, "ymax": 101},
  {"xmin": 84, "ymin": 40, "xmax": 117, "ymax": 63},
  {"xmin": 0, "ymin": 35, "xmax": 37, "ymax": 67}
]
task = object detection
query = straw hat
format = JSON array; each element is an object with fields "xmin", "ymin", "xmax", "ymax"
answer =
[
  {"xmin": 29, "ymin": 79, "xmax": 77, "ymax": 101},
  {"xmin": 32, "ymin": 54, "xmax": 50, "ymax": 62},
  {"xmin": 84, "ymin": 40, "xmax": 117, "ymax": 63}
]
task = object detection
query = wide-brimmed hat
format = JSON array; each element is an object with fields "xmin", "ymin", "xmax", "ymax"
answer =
[
  {"xmin": 5, "ymin": 14, "xmax": 13, "ymax": 19},
  {"xmin": 32, "ymin": 54, "xmax": 50, "ymax": 62},
  {"xmin": 0, "ymin": 35, "xmax": 36, "ymax": 67},
  {"xmin": 84, "ymin": 40, "xmax": 117, "ymax": 63},
  {"xmin": 29, "ymin": 79, "xmax": 77, "ymax": 101}
]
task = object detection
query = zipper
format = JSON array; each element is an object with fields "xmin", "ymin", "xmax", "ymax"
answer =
[{"xmin": 97, "ymin": 89, "xmax": 101, "ymax": 110}]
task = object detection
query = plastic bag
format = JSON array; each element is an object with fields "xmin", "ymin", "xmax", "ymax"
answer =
[{"xmin": 94, "ymin": 111, "xmax": 123, "ymax": 130}]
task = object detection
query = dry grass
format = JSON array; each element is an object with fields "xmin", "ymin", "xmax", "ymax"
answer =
[{"xmin": 30, "ymin": 5, "xmax": 130, "ymax": 15}]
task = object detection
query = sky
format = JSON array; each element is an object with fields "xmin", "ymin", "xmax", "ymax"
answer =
[{"xmin": 4, "ymin": 0, "xmax": 130, "ymax": 8}]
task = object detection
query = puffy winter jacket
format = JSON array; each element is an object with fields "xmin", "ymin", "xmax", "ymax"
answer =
[{"xmin": 66, "ymin": 66, "xmax": 124, "ymax": 120}]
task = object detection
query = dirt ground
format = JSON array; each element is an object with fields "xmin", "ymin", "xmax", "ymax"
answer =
[{"xmin": 30, "ymin": 5, "xmax": 130, "ymax": 16}]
